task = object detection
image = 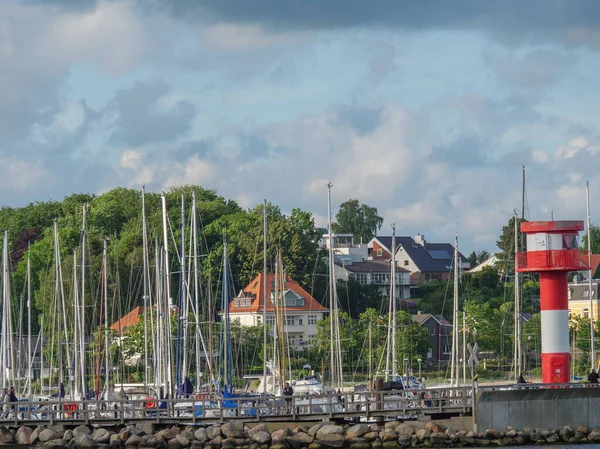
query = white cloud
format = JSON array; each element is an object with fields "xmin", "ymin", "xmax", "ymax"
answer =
[
  {"xmin": 200, "ymin": 24, "xmax": 304, "ymax": 50},
  {"xmin": 119, "ymin": 149, "xmax": 143, "ymax": 169}
]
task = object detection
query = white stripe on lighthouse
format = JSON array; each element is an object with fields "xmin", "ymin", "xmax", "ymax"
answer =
[{"xmin": 540, "ymin": 309, "xmax": 570, "ymax": 354}]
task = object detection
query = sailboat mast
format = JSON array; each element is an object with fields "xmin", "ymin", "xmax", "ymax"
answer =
[
  {"xmin": 391, "ymin": 224, "xmax": 397, "ymax": 380},
  {"xmin": 73, "ymin": 250, "xmax": 80, "ymax": 399},
  {"xmin": 161, "ymin": 195, "xmax": 174, "ymax": 397},
  {"xmin": 191, "ymin": 191, "xmax": 202, "ymax": 391},
  {"xmin": 80, "ymin": 204, "xmax": 87, "ymax": 399},
  {"xmin": 54, "ymin": 222, "xmax": 64, "ymax": 398},
  {"xmin": 178, "ymin": 194, "xmax": 187, "ymax": 389},
  {"xmin": 514, "ymin": 212, "xmax": 522, "ymax": 379},
  {"xmin": 450, "ymin": 234, "xmax": 459, "ymax": 387},
  {"xmin": 27, "ymin": 246, "xmax": 32, "ymax": 398},
  {"xmin": 222, "ymin": 234, "xmax": 232, "ymax": 391},
  {"xmin": 262, "ymin": 199, "xmax": 268, "ymax": 394},
  {"xmin": 326, "ymin": 182, "xmax": 336, "ymax": 389},
  {"xmin": 141, "ymin": 186, "xmax": 150, "ymax": 388},
  {"xmin": 103, "ymin": 238, "xmax": 111, "ymax": 397},
  {"xmin": 587, "ymin": 181, "xmax": 595, "ymax": 369}
]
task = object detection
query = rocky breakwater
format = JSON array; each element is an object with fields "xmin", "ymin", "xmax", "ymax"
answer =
[{"xmin": 3, "ymin": 420, "xmax": 600, "ymax": 448}]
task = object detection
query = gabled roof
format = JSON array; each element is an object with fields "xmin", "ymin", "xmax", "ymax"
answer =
[
  {"xmin": 412, "ymin": 313, "xmax": 451, "ymax": 326},
  {"xmin": 591, "ymin": 254, "xmax": 600, "ymax": 279},
  {"xmin": 337, "ymin": 260, "xmax": 409, "ymax": 273},
  {"xmin": 110, "ymin": 306, "xmax": 144, "ymax": 332},
  {"xmin": 228, "ymin": 272, "xmax": 328, "ymax": 314},
  {"xmin": 374, "ymin": 236, "xmax": 468, "ymax": 273}
]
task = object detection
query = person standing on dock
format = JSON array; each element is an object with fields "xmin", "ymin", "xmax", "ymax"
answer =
[
  {"xmin": 588, "ymin": 369, "xmax": 599, "ymax": 384},
  {"xmin": 283, "ymin": 382, "xmax": 293, "ymax": 413}
]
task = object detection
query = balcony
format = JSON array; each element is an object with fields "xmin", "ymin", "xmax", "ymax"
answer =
[{"xmin": 516, "ymin": 250, "xmax": 590, "ymax": 272}]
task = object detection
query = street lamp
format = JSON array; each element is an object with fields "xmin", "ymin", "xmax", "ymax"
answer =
[{"xmin": 417, "ymin": 358, "xmax": 422, "ymax": 379}]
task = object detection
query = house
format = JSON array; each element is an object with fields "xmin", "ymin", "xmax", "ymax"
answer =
[
  {"xmin": 369, "ymin": 234, "xmax": 470, "ymax": 286},
  {"xmin": 468, "ymin": 254, "xmax": 500, "ymax": 273},
  {"xmin": 334, "ymin": 259, "xmax": 411, "ymax": 299},
  {"xmin": 411, "ymin": 313, "xmax": 452, "ymax": 363},
  {"xmin": 110, "ymin": 306, "xmax": 145, "ymax": 333},
  {"xmin": 568, "ymin": 279, "xmax": 600, "ymax": 319},
  {"xmin": 228, "ymin": 272, "xmax": 329, "ymax": 350}
]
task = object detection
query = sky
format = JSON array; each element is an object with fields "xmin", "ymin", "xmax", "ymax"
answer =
[{"xmin": 2, "ymin": 0, "xmax": 600, "ymax": 254}]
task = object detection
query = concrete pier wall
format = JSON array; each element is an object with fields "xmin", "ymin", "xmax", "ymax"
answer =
[{"xmin": 477, "ymin": 387, "xmax": 600, "ymax": 430}]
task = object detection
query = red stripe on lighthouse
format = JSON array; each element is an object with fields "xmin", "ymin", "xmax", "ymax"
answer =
[{"xmin": 539, "ymin": 272, "xmax": 568, "ymax": 311}]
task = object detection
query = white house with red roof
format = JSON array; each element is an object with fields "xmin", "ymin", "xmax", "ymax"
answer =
[{"xmin": 229, "ymin": 272, "xmax": 329, "ymax": 350}]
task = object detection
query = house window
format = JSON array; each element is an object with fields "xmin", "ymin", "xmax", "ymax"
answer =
[
  {"xmin": 288, "ymin": 335, "xmax": 296, "ymax": 346},
  {"xmin": 287, "ymin": 316, "xmax": 296, "ymax": 325},
  {"xmin": 266, "ymin": 315, "xmax": 275, "ymax": 326},
  {"xmin": 298, "ymin": 318, "xmax": 303, "ymax": 325},
  {"xmin": 356, "ymin": 273, "xmax": 368, "ymax": 284},
  {"xmin": 584, "ymin": 308, "xmax": 589, "ymax": 319},
  {"xmin": 257, "ymin": 316, "xmax": 262, "ymax": 325},
  {"xmin": 308, "ymin": 334, "xmax": 317, "ymax": 343},
  {"xmin": 404, "ymin": 260, "xmax": 409, "ymax": 267},
  {"xmin": 377, "ymin": 248, "xmax": 383, "ymax": 257},
  {"xmin": 430, "ymin": 327, "xmax": 436, "ymax": 336},
  {"xmin": 443, "ymin": 344, "xmax": 451, "ymax": 354},
  {"xmin": 308, "ymin": 315, "xmax": 318, "ymax": 325}
]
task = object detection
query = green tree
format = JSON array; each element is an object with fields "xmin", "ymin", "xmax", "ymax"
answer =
[
  {"xmin": 496, "ymin": 216, "xmax": 527, "ymax": 274},
  {"xmin": 581, "ymin": 224, "xmax": 600, "ymax": 254},
  {"xmin": 333, "ymin": 199, "xmax": 383, "ymax": 244}
]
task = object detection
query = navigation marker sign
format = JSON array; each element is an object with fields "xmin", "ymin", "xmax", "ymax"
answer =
[{"xmin": 467, "ymin": 342, "xmax": 479, "ymax": 367}]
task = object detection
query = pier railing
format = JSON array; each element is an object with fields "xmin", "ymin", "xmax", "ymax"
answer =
[{"xmin": 0, "ymin": 385, "xmax": 473, "ymax": 425}]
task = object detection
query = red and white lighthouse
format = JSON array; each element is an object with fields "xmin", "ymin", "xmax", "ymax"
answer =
[{"xmin": 517, "ymin": 220, "xmax": 590, "ymax": 384}]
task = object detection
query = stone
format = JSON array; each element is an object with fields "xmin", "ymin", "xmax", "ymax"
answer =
[
  {"xmin": 110, "ymin": 434, "xmax": 122, "ymax": 445},
  {"xmin": 94, "ymin": 429, "xmax": 113, "ymax": 444},
  {"xmin": 0, "ymin": 427, "xmax": 14, "ymax": 444},
  {"xmin": 16, "ymin": 426, "xmax": 34, "ymax": 445},
  {"xmin": 129, "ymin": 427, "xmax": 147, "ymax": 437},
  {"xmin": 176, "ymin": 434, "xmax": 191, "ymax": 448},
  {"xmin": 40, "ymin": 429, "xmax": 62, "ymax": 443},
  {"xmin": 74, "ymin": 435, "xmax": 96, "ymax": 448},
  {"xmin": 415, "ymin": 429, "xmax": 430, "ymax": 442},
  {"xmin": 394, "ymin": 424, "xmax": 414, "ymax": 438},
  {"xmin": 44, "ymin": 438, "xmax": 67, "ymax": 449},
  {"xmin": 31, "ymin": 426, "xmax": 45, "ymax": 445},
  {"xmin": 318, "ymin": 434, "xmax": 345, "ymax": 448},
  {"xmin": 182, "ymin": 431, "xmax": 196, "ymax": 442},
  {"xmin": 316, "ymin": 426, "xmax": 344, "ymax": 440},
  {"xmin": 474, "ymin": 439, "xmax": 492, "ymax": 446},
  {"xmin": 382, "ymin": 430, "xmax": 398, "ymax": 442},
  {"xmin": 194, "ymin": 429, "xmax": 209, "ymax": 443},
  {"xmin": 63, "ymin": 429, "xmax": 74, "ymax": 441},
  {"xmin": 308, "ymin": 424, "xmax": 326, "ymax": 438},
  {"xmin": 362, "ymin": 432, "xmax": 378, "ymax": 441},
  {"xmin": 270, "ymin": 444, "xmax": 288, "ymax": 449},
  {"xmin": 545, "ymin": 434, "xmax": 560, "ymax": 444},
  {"xmin": 141, "ymin": 440, "xmax": 159, "ymax": 448},
  {"xmin": 221, "ymin": 424, "xmax": 244, "ymax": 439},
  {"xmin": 459, "ymin": 437, "xmax": 475, "ymax": 445},
  {"xmin": 369, "ymin": 425, "xmax": 381, "ymax": 433},
  {"xmin": 271, "ymin": 429, "xmax": 290, "ymax": 445},
  {"xmin": 397, "ymin": 436, "xmax": 411, "ymax": 448},
  {"xmin": 207, "ymin": 427, "xmax": 222, "ymax": 441},
  {"xmin": 120, "ymin": 429, "xmax": 132, "ymax": 441},
  {"xmin": 560, "ymin": 426, "xmax": 574, "ymax": 442},
  {"xmin": 74, "ymin": 426, "xmax": 93, "ymax": 437},
  {"xmin": 588, "ymin": 430, "xmax": 600, "ymax": 442},
  {"xmin": 483, "ymin": 429, "xmax": 501, "ymax": 440},
  {"xmin": 346, "ymin": 424, "xmax": 370, "ymax": 439},
  {"xmin": 162, "ymin": 428, "xmax": 182, "ymax": 441},
  {"xmin": 505, "ymin": 429, "xmax": 517, "ymax": 438},
  {"xmin": 248, "ymin": 425, "xmax": 268, "ymax": 439},
  {"xmin": 126, "ymin": 435, "xmax": 147, "ymax": 446},
  {"xmin": 381, "ymin": 442, "xmax": 399, "ymax": 449},
  {"xmin": 167, "ymin": 439, "xmax": 183, "ymax": 449},
  {"xmin": 308, "ymin": 443, "xmax": 323, "ymax": 449},
  {"xmin": 191, "ymin": 442, "xmax": 204, "ymax": 449},
  {"xmin": 286, "ymin": 432, "xmax": 313, "ymax": 449},
  {"xmin": 577, "ymin": 426, "xmax": 591, "ymax": 434},
  {"xmin": 251, "ymin": 432, "xmax": 271, "ymax": 445},
  {"xmin": 429, "ymin": 433, "xmax": 448, "ymax": 444},
  {"xmin": 384, "ymin": 421, "xmax": 401, "ymax": 430},
  {"xmin": 211, "ymin": 436, "xmax": 223, "ymax": 447},
  {"xmin": 220, "ymin": 438, "xmax": 237, "ymax": 448},
  {"xmin": 445, "ymin": 426, "xmax": 457, "ymax": 437}
]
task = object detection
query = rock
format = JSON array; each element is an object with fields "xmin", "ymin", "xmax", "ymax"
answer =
[
  {"xmin": 560, "ymin": 426, "xmax": 574, "ymax": 442},
  {"xmin": 167, "ymin": 439, "xmax": 183, "ymax": 449},
  {"xmin": 207, "ymin": 426, "xmax": 222, "ymax": 441},
  {"xmin": 308, "ymin": 443, "xmax": 323, "ymax": 449},
  {"xmin": 220, "ymin": 438, "xmax": 237, "ymax": 448},
  {"xmin": 194, "ymin": 428, "xmax": 209, "ymax": 443},
  {"xmin": 270, "ymin": 444, "xmax": 288, "ymax": 449},
  {"xmin": 128, "ymin": 426, "xmax": 147, "ymax": 437},
  {"xmin": 44, "ymin": 438, "xmax": 67, "ymax": 449},
  {"xmin": 398, "ymin": 436, "xmax": 411, "ymax": 448},
  {"xmin": 369, "ymin": 424, "xmax": 380, "ymax": 433},
  {"xmin": 176, "ymin": 434, "xmax": 191, "ymax": 448},
  {"xmin": 221, "ymin": 424, "xmax": 244, "ymax": 439},
  {"xmin": 182, "ymin": 431, "xmax": 196, "ymax": 442},
  {"xmin": 248, "ymin": 425, "xmax": 268, "ymax": 439},
  {"xmin": 271, "ymin": 429, "xmax": 290, "ymax": 445},
  {"xmin": 384, "ymin": 421, "xmax": 401, "ymax": 430},
  {"xmin": 474, "ymin": 439, "xmax": 492, "ymax": 446},
  {"xmin": 140, "ymin": 439, "xmax": 159, "ymax": 448},
  {"xmin": 162, "ymin": 428, "xmax": 182, "ymax": 441},
  {"xmin": 31, "ymin": 426, "xmax": 45, "ymax": 445},
  {"xmin": 381, "ymin": 442, "xmax": 399, "ymax": 449},
  {"xmin": 211, "ymin": 436, "xmax": 222, "ymax": 447},
  {"xmin": 484, "ymin": 429, "xmax": 501, "ymax": 440},
  {"xmin": 577, "ymin": 426, "xmax": 591, "ymax": 435},
  {"xmin": 17, "ymin": 426, "xmax": 34, "ymax": 445},
  {"xmin": 286, "ymin": 432, "xmax": 313, "ymax": 449},
  {"xmin": 505, "ymin": 429, "xmax": 517, "ymax": 438},
  {"xmin": 308, "ymin": 424, "xmax": 326, "ymax": 438},
  {"xmin": 74, "ymin": 434, "xmax": 96, "ymax": 448},
  {"xmin": 191, "ymin": 442, "xmax": 204, "ymax": 449},
  {"xmin": 445, "ymin": 426, "xmax": 457, "ymax": 437},
  {"xmin": 120, "ymin": 429, "xmax": 132, "ymax": 441},
  {"xmin": 0, "ymin": 428, "xmax": 14, "ymax": 444},
  {"xmin": 425, "ymin": 422, "xmax": 446, "ymax": 434},
  {"xmin": 292, "ymin": 427, "xmax": 308, "ymax": 434},
  {"xmin": 93, "ymin": 429, "xmax": 113, "ymax": 444},
  {"xmin": 110, "ymin": 434, "xmax": 122, "ymax": 445},
  {"xmin": 74, "ymin": 426, "xmax": 93, "ymax": 437},
  {"xmin": 415, "ymin": 429, "xmax": 431, "ymax": 442},
  {"xmin": 40, "ymin": 429, "xmax": 62, "ymax": 443},
  {"xmin": 251, "ymin": 432, "xmax": 271, "ymax": 445},
  {"xmin": 394, "ymin": 424, "xmax": 414, "ymax": 438},
  {"xmin": 465, "ymin": 431, "xmax": 476, "ymax": 438},
  {"xmin": 429, "ymin": 433, "xmax": 448, "ymax": 444},
  {"xmin": 318, "ymin": 434, "xmax": 345, "ymax": 448},
  {"xmin": 346, "ymin": 424, "xmax": 370, "ymax": 439},
  {"xmin": 362, "ymin": 432, "xmax": 378, "ymax": 441},
  {"xmin": 63, "ymin": 429, "xmax": 74, "ymax": 441},
  {"xmin": 316, "ymin": 425, "xmax": 344, "ymax": 440},
  {"xmin": 545, "ymin": 434, "xmax": 560, "ymax": 444},
  {"xmin": 588, "ymin": 430, "xmax": 600, "ymax": 442},
  {"xmin": 381, "ymin": 430, "xmax": 397, "ymax": 442},
  {"xmin": 459, "ymin": 437, "xmax": 475, "ymax": 445},
  {"xmin": 126, "ymin": 435, "xmax": 146, "ymax": 446}
]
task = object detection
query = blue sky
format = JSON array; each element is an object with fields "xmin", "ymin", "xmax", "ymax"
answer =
[{"xmin": 2, "ymin": 0, "xmax": 600, "ymax": 254}]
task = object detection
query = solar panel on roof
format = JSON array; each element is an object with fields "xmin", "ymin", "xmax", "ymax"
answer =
[{"xmin": 428, "ymin": 250, "xmax": 451, "ymax": 260}]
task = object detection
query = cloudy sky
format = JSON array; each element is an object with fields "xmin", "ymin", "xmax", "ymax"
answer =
[{"xmin": 2, "ymin": 0, "xmax": 600, "ymax": 253}]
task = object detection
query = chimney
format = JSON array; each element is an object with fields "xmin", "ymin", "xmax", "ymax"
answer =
[{"xmin": 414, "ymin": 234, "xmax": 425, "ymax": 246}]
